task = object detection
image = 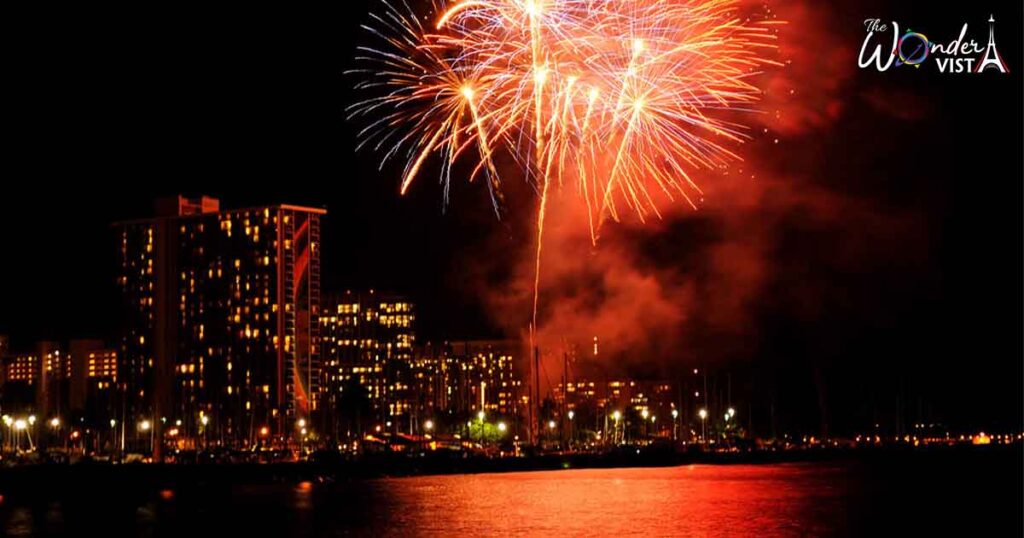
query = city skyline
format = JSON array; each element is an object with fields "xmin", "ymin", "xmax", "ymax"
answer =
[{"xmin": 0, "ymin": 190, "xmax": 1019, "ymax": 442}]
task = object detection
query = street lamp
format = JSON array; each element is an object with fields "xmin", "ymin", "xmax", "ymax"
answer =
[
  {"xmin": 13, "ymin": 418, "xmax": 34, "ymax": 451},
  {"xmin": 497, "ymin": 421, "xmax": 507, "ymax": 433},
  {"xmin": 671, "ymin": 409, "xmax": 679, "ymax": 441},
  {"xmin": 294, "ymin": 419, "xmax": 309, "ymax": 456},
  {"xmin": 139, "ymin": 419, "xmax": 154, "ymax": 455},
  {"xmin": 3, "ymin": 415, "xmax": 12, "ymax": 452},
  {"xmin": 48, "ymin": 417, "xmax": 61, "ymax": 449},
  {"xmin": 424, "ymin": 420, "xmax": 434, "ymax": 432},
  {"xmin": 475, "ymin": 411, "xmax": 486, "ymax": 444},
  {"xmin": 199, "ymin": 414, "xmax": 209, "ymax": 451},
  {"xmin": 698, "ymin": 408, "xmax": 708, "ymax": 446},
  {"xmin": 612, "ymin": 410, "xmax": 622, "ymax": 444}
]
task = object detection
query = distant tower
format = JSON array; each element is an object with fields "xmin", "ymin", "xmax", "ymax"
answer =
[{"xmin": 974, "ymin": 15, "xmax": 1009, "ymax": 73}]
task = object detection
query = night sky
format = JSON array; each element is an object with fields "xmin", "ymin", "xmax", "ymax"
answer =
[{"xmin": 2, "ymin": 1, "xmax": 1021, "ymax": 434}]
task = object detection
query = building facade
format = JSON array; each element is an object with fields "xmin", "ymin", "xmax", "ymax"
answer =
[
  {"xmin": 447, "ymin": 340, "xmax": 522, "ymax": 418},
  {"xmin": 116, "ymin": 196, "xmax": 325, "ymax": 448},
  {"xmin": 69, "ymin": 339, "xmax": 119, "ymax": 425},
  {"xmin": 0, "ymin": 341, "xmax": 71, "ymax": 418},
  {"xmin": 553, "ymin": 378, "xmax": 679, "ymax": 439},
  {"xmin": 320, "ymin": 291, "xmax": 415, "ymax": 436}
]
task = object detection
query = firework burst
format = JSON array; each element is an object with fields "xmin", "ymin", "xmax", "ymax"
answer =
[{"xmin": 348, "ymin": 0, "xmax": 781, "ymax": 335}]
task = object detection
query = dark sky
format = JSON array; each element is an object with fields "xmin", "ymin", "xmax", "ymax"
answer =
[{"xmin": 1, "ymin": 1, "xmax": 1021, "ymax": 433}]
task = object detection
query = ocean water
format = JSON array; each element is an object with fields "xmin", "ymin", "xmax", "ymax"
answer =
[{"xmin": 2, "ymin": 456, "xmax": 1020, "ymax": 536}]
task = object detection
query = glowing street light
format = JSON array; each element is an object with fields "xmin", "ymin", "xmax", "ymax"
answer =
[
  {"xmin": 424, "ymin": 420, "xmax": 435, "ymax": 432},
  {"xmin": 698, "ymin": 408, "xmax": 708, "ymax": 446},
  {"xmin": 472, "ymin": 411, "xmax": 486, "ymax": 443},
  {"xmin": 641, "ymin": 409, "xmax": 650, "ymax": 420},
  {"xmin": 497, "ymin": 421, "xmax": 507, "ymax": 432},
  {"xmin": 567, "ymin": 410, "xmax": 574, "ymax": 420},
  {"xmin": 13, "ymin": 419, "xmax": 27, "ymax": 431},
  {"xmin": 297, "ymin": 418, "xmax": 307, "ymax": 429},
  {"xmin": 139, "ymin": 419, "xmax": 154, "ymax": 454},
  {"xmin": 200, "ymin": 415, "xmax": 209, "ymax": 426},
  {"xmin": 611, "ymin": 410, "xmax": 622, "ymax": 445},
  {"xmin": 671, "ymin": 409, "xmax": 679, "ymax": 419},
  {"xmin": 548, "ymin": 420, "xmax": 556, "ymax": 430},
  {"xmin": 27, "ymin": 415, "xmax": 36, "ymax": 426},
  {"xmin": 49, "ymin": 417, "xmax": 61, "ymax": 429},
  {"xmin": 727, "ymin": 407, "xmax": 736, "ymax": 418},
  {"xmin": 259, "ymin": 426, "xmax": 270, "ymax": 437}
]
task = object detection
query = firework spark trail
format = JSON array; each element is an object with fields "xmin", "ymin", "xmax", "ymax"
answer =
[{"xmin": 349, "ymin": 0, "xmax": 781, "ymax": 349}]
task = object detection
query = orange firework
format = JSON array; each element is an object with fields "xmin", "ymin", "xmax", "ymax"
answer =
[{"xmin": 349, "ymin": 0, "xmax": 781, "ymax": 334}]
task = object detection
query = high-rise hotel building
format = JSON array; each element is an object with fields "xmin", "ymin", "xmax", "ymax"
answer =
[
  {"xmin": 320, "ymin": 291, "xmax": 414, "ymax": 434},
  {"xmin": 445, "ymin": 340, "xmax": 522, "ymax": 418},
  {"xmin": 116, "ymin": 196, "xmax": 325, "ymax": 446}
]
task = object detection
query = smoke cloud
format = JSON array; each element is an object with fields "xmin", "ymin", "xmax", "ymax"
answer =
[{"xmin": 460, "ymin": 0, "xmax": 927, "ymax": 388}]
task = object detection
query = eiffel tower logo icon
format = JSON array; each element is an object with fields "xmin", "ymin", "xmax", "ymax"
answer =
[{"xmin": 974, "ymin": 15, "xmax": 1009, "ymax": 73}]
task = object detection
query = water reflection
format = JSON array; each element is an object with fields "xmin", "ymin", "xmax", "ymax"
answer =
[
  {"xmin": 365, "ymin": 465, "xmax": 842, "ymax": 535},
  {"xmin": 2, "ymin": 459, "xmax": 1020, "ymax": 536}
]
